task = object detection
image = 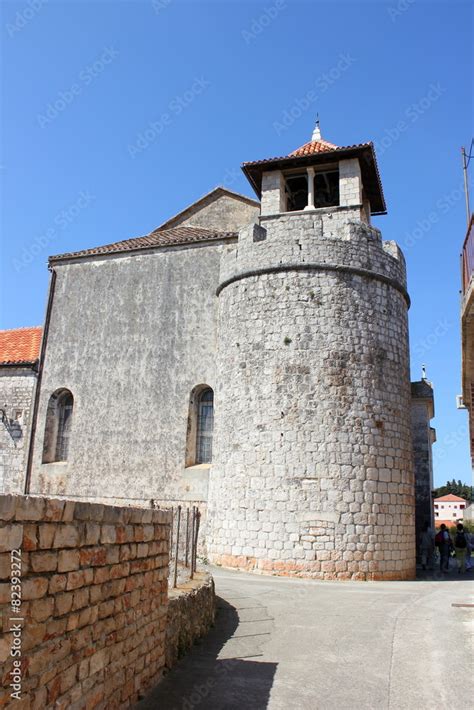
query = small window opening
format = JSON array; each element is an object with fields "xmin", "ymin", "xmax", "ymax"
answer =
[
  {"xmin": 285, "ymin": 173, "xmax": 308, "ymax": 212},
  {"xmin": 314, "ymin": 170, "xmax": 339, "ymax": 208}
]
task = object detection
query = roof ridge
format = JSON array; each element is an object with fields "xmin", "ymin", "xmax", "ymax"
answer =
[{"xmin": 49, "ymin": 225, "xmax": 238, "ymax": 263}]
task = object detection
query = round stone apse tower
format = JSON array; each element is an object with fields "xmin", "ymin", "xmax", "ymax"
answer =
[{"xmin": 207, "ymin": 126, "xmax": 416, "ymax": 580}]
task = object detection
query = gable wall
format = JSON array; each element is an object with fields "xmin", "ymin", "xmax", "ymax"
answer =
[{"xmin": 162, "ymin": 193, "xmax": 260, "ymax": 232}]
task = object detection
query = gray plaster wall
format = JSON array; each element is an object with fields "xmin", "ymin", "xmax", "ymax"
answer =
[
  {"xmin": 29, "ymin": 241, "xmax": 227, "ymax": 503},
  {"xmin": 0, "ymin": 367, "xmax": 36, "ymax": 493}
]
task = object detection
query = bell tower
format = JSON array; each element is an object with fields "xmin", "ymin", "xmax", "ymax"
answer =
[{"xmin": 207, "ymin": 124, "xmax": 415, "ymax": 581}]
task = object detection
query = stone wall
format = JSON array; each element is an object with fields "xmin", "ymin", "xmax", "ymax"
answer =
[
  {"xmin": 261, "ymin": 171, "xmax": 285, "ymax": 215},
  {"xmin": 0, "ymin": 495, "xmax": 171, "ymax": 708},
  {"xmin": 165, "ymin": 571, "xmax": 215, "ymax": 669},
  {"xmin": 411, "ymin": 380, "xmax": 435, "ymax": 541},
  {"xmin": 0, "ymin": 368, "xmax": 37, "ymax": 495},
  {"xmin": 208, "ymin": 209, "xmax": 415, "ymax": 580}
]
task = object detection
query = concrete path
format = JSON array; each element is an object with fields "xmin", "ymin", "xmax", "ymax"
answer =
[{"xmin": 139, "ymin": 565, "xmax": 473, "ymax": 710}]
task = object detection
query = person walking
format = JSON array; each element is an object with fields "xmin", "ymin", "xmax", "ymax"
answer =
[
  {"xmin": 419, "ymin": 521, "xmax": 435, "ymax": 570},
  {"xmin": 454, "ymin": 523, "xmax": 469, "ymax": 574},
  {"xmin": 465, "ymin": 529, "xmax": 473, "ymax": 570},
  {"xmin": 436, "ymin": 524, "xmax": 451, "ymax": 572}
]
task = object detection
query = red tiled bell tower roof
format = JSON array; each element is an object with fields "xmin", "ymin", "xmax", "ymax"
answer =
[
  {"xmin": 289, "ymin": 138, "xmax": 339, "ymax": 157},
  {"xmin": 241, "ymin": 120, "xmax": 387, "ymax": 215},
  {"xmin": 289, "ymin": 123, "xmax": 339, "ymax": 156}
]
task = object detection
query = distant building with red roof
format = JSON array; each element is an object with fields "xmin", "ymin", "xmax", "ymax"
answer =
[{"xmin": 433, "ymin": 493, "xmax": 467, "ymax": 526}]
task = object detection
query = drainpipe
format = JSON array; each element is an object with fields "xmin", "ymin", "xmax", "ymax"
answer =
[{"xmin": 24, "ymin": 268, "xmax": 57, "ymax": 494}]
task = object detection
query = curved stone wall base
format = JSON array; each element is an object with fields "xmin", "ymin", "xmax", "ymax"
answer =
[{"xmin": 211, "ymin": 554, "xmax": 416, "ymax": 581}]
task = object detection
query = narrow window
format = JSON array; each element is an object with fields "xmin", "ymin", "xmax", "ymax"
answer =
[
  {"xmin": 42, "ymin": 389, "xmax": 74, "ymax": 463},
  {"xmin": 196, "ymin": 388, "xmax": 214, "ymax": 464},
  {"xmin": 285, "ymin": 173, "xmax": 308, "ymax": 212},
  {"xmin": 313, "ymin": 169, "xmax": 339, "ymax": 208},
  {"xmin": 55, "ymin": 392, "xmax": 73, "ymax": 461}
]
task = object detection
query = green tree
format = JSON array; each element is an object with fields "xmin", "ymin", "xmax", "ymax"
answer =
[{"xmin": 432, "ymin": 481, "xmax": 473, "ymax": 501}]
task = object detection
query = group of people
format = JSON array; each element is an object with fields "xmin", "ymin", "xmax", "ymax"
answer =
[{"xmin": 419, "ymin": 521, "xmax": 472, "ymax": 574}]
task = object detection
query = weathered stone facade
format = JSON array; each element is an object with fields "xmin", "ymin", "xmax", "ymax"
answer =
[
  {"xmin": 0, "ymin": 368, "xmax": 36, "ymax": 495},
  {"xmin": 0, "ymin": 495, "xmax": 171, "ymax": 708},
  {"xmin": 27, "ymin": 191, "xmax": 260, "ymax": 504}
]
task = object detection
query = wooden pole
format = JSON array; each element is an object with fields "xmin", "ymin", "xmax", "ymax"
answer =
[{"xmin": 172, "ymin": 505, "xmax": 181, "ymax": 589}]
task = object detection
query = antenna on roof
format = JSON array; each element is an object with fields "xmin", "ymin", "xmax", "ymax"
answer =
[
  {"xmin": 461, "ymin": 140, "xmax": 473, "ymax": 228},
  {"xmin": 311, "ymin": 114, "xmax": 321, "ymax": 142}
]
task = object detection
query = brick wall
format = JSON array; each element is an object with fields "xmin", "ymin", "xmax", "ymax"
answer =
[{"xmin": 0, "ymin": 495, "xmax": 171, "ymax": 708}]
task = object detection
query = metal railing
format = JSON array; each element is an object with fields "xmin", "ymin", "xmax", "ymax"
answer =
[
  {"xmin": 461, "ymin": 215, "xmax": 474, "ymax": 294},
  {"xmin": 169, "ymin": 505, "xmax": 202, "ymax": 588}
]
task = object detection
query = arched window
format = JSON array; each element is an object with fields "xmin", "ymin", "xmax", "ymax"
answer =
[
  {"xmin": 42, "ymin": 389, "xmax": 74, "ymax": 463},
  {"xmin": 185, "ymin": 385, "xmax": 214, "ymax": 466},
  {"xmin": 196, "ymin": 388, "xmax": 214, "ymax": 464}
]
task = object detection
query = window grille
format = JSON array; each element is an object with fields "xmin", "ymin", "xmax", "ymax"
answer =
[{"xmin": 196, "ymin": 388, "xmax": 214, "ymax": 464}]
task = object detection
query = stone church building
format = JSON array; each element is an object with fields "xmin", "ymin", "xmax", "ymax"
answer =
[{"xmin": 1, "ymin": 125, "xmax": 436, "ymax": 580}]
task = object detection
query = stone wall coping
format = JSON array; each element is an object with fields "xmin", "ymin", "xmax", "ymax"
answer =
[
  {"xmin": 0, "ymin": 494, "xmax": 172, "ymax": 525},
  {"xmin": 168, "ymin": 570, "xmax": 212, "ymax": 600},
  {"xmin": 259, "ymin": 204, "xmax": 362, "ymax": 221}
]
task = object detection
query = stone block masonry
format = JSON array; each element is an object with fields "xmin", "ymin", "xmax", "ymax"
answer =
[
  {"xmin": 165, "ymin": 572, "xmax": 215, "ymax": 669},
  {"xmin": 208, "ymin": 209, "xmax": 416, "ymax": 581},
  {"xmin": 0, "ymin": 495, "xmax": 171, "ymax": 708},
  {"xmin": 0, "ymin": 369, "xmax": 37, "ymax": 495}
]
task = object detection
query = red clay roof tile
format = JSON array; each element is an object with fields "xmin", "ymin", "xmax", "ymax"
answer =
[
  {"xmin": 0, "ymin": 326, "xmax": 42, "ymax": 366},
  {"xmin": 289, "ymin": 138, "xmax": 339, "ymax": 157},
  {"xmin": 49, "ymin": 226, "xmax": 237, "ymax": 263},
  {"xmin": 434, "ymin": 494, "xmax": 467, "ymax": 503}
]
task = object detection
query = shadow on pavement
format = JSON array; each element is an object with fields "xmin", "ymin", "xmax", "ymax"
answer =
[
  {"xmin": 136, "ymin": 597, "xmax": 277, "ymax": 710},
  {"xmin": 415, "ymin": 564, "xmax": 474, "ymax": 582}
]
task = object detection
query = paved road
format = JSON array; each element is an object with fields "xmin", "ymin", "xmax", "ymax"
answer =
[{"xmin": 139, "ymin": 566, "xmax": 473, "ymax": 710}]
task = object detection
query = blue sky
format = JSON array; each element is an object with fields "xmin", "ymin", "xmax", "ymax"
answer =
[{"xmin": 1, "ymin": 0, "xmax": 472, "ymax": 486}]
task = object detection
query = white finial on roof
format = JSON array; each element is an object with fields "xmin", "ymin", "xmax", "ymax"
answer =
[
  {"xmin": 311, "ymin": 114, "xmax": 321, "ymax": 141},
  {"xmin": 421, "ymin": 364, "xmax": 427, "ymax": 380}
]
